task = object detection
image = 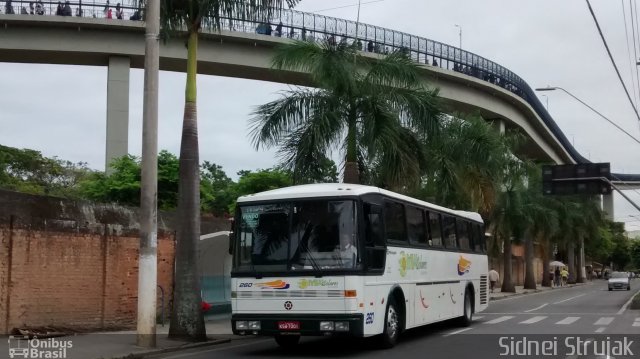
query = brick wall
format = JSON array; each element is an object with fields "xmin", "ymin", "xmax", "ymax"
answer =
[{"xmin": 0, "ymin": 190, "xmax": 228, "ymax": 334}]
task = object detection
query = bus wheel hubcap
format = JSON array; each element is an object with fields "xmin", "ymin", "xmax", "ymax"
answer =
[{"xmin": 387, "ymin": 306, "xmax": 398, "ymax": 338}]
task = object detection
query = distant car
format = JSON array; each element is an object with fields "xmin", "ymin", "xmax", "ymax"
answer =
[{"xmin": 608, "ymin": 272, "xmax": 631, "ymax": 291}]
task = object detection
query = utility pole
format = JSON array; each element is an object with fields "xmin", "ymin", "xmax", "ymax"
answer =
[
  {"xmin": 454, "ymin": 24, "xmax": 462, "ymax": 49},
  {"xmin": 137, "ymin": 0, "xmax": 160, "ymax": 348}
]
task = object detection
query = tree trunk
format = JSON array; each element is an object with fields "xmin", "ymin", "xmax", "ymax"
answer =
[
  {"xmin": 567, "ymin": 241, "xmax": 576, "ymax": 284},
  {"xmin": 541, "ymin": 238, "xmax": 551, "ymax": 287},
  {"xmin": 523, "ymin": 234, "xmax": 536, "ymax": 290},
  {"xmin": 576, "ymin": 236, "xmax": 585, "ymax": 283},
  {"xmin": 169, "ymin": 31, "xmax": 206, "ymax": 341},
  {"xmin": 501, "ymin": 237, "xmax": 515, "ymax": 292},
  {"xmin": 343, "ymin": 106, "xmax": 359, "ymax": 184}
]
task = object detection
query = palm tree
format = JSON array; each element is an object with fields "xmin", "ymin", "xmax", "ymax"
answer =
[
  {"xmin": 421, "ymin": 115, "xmax": 514, "ymax": 216},
  {"xmin": 250, "ymin": 40, "xmax": 442, "ymax": 187},
  {"xmin": 160, "ymin": 0, "xmax": 299, "ymax": 340},
  {"xmin": 521, "ymin": 171, "xmax": 560, "ymax": 290},
  {"xmin": 490, "ymin": 158, "xmax": 530, "ymax": 293}
]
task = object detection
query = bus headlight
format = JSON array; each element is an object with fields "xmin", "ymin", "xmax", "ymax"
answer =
[
  {"xmin": 334, "ymin": 322, "xmax": 349, "ymax": 332},
  {"xmin": 248, "ymin": 321, "xmax": 261, "ymax": 330},
  {"xmin": 235, "ymin": 321, "xmax": 248, "ymax": 330},
  {"xmin": 319, "ymin": 321, "xmax": 334, "ymax": 331}
]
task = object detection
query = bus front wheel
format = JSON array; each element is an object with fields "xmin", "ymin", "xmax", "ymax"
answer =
[
  {"xmin": 379, "ymin": 297, "xmax": 400, "ymax": 348},
  {"xmin": 275, "ymin": 335, "xmax": 300, "ymax": 348},
  {"xmin": 457, "ymin": 289, "xmax": 473, "ymax": 327}
]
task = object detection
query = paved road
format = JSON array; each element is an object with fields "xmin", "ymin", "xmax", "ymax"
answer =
[{"xmin": 151, "ymin": 281, "xmax": 640, "ymax": 359}]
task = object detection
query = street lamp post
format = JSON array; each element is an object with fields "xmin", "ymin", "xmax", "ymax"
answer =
[
  {"xmin": 535, "ymin": 86, "xmax": 640, "ymax": 145},
  {"xmin": 454, "ymin": 24, "xmax": 462, "ymax": 49}
]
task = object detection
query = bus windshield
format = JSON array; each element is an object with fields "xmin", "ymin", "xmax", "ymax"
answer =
[{"xmin": 234, "ymin": 199, "xmax": 359, "ymax": 274}]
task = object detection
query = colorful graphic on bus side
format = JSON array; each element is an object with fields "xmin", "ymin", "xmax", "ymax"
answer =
[
  {"xmin": 457, "ymin": 256, "xmax": 471, "ymax": 275},
  {"xmin": 255, "ymin": 280, "xmax": 290, "ymax": 289}
]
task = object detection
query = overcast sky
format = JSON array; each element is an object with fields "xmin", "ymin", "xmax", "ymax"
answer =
[{"xmin": 1, "ymin": 0, "xmax": 639, "ymax": 232}]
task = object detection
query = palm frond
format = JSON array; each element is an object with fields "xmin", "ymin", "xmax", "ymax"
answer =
[
  {"xmin": 160, "ymin": 0, "xmax": 300, "ymax": 38},
  {"xmin": 249, "ymin": 89, "xmax": 341, "ymax": 149}
]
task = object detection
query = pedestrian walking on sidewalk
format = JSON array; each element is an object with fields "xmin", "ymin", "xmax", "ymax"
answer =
[
  {"xmin": 489, "ymin": 268, "xmax": 499, "ymax": 293},
  {"xmin": 561, "ymin": 268, "xmax": 569, "ymax": 286},
  {"xmin": 554, "ymin": 267, "xmax": 561, "ymax": 287}
]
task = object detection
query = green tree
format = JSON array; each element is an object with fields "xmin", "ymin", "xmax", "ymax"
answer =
[
  {"xmin": 250, "ymin": 40, "xmax": 441, "ymax": 187},
  {"xmin": 609, "ymin": 222, "xmax": 631, "ymax": 270},
  {"xmin": 80, "ymin": 155, "xmax": 141, "ymax": 206},
  {"xmin": 0, "ymin": 144, "xmax": 92, "ymax": 198},
  {"xmin": 200, "ymin": 162, "xmax": 235, "ymax": 217},
  {"xmin": 631, "ymin": 239, "xmax": 640, "ymax": 270},
  {"xmin": 161, "ymin": 0, "xmax": 299, "ymax": 340}
]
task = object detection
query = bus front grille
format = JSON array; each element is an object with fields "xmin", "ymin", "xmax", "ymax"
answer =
[{"xmin": 479, "ymin": 275, "xmax": 488, "ymax": 304}]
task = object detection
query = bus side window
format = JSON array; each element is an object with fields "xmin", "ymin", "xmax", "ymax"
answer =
[
  {"xmin": 407, "ymin": 206, "xmax": 427, "ymax": 246},
  {"xmin": 442, "ymin": 215, "xmax": 457, "ymax": 249},
  {"xmin": 384, "ymin": 200, "xmax": 407, "ymax": 244},
  {"xmin": 477, "ymin": 224, "xmax": 487, "ymax": 253},
  {"xmin": 364, "ymin": 203, "xmax": 385, "ymax": 270},
  {"xmin": 456, "ymin": 218, "xmax": 471, "ymax": 251},
  {"xmin": 428, "ymin": 211, "xmax": 443, "ymax": 247}
]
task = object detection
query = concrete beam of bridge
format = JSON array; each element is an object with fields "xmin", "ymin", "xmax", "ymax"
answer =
[
  {"xmin": 105, "ymin": 56, "xmax": 130, "ymax": 174},
  {"xmin": 0, "ymin": 15, "xmax": 575, "ymax": 169}
]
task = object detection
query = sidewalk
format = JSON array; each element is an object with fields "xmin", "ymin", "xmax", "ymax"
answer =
[
  {"xmin": 490, "ymin": 282, "xmax": 588, "ymax": 301},
  {"xmin": 1, "ymin": 314, "xmax": 234, "ymax": 359}
]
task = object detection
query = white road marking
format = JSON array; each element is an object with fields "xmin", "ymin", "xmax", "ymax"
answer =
[
  {"xmin": 524, "ymin": 303, "xmax": 548, "ymax": 312},
  {"xmin": 484, "ymin": 315, "xmax": 514, "ymax": 324},
  {"xmin": 519, "ymin": 316, "xmax": 547, "ymax": 324},
  {"xmin": 443, "ymin": 327, "xmax": 473, "ymax": 336},
  {"xmin": 553, "ymin": 293, "xmax": 586, "ymax": 304},
  {"xmin": 633, "ymin": 318, "xmax": 640, "ymax": 327},
  {"xmin": 595, "ymin": 327, "xmax": 606, "ymax": 333},
  {"xmin": 594, "ymin": 317, "xmax": 614, "ymax": 326},
  {"xmin": 556, "ymin": 316, "xmax": 580, "ymax": 325},
  {"xmin": 617, "ymin": 288, "xmax": 640, "ymax": 314},
  {"xmin": 473, "ymin": 316, "xmax": 484, "ymax": 320}
]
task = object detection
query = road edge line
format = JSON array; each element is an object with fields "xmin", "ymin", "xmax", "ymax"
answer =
[{"xmin": 617, "ymin": 287, "xmax": 640, "ymax": 315}]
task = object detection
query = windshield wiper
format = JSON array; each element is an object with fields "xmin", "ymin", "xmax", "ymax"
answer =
[{"xmin": 296, "ymin": 222, "xmax": 321, "ymax": 272}]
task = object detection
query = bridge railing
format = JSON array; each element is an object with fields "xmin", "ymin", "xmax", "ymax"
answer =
[{"xmin": 2, "ymin": 0, "xmax": 583, "ymax": 163}]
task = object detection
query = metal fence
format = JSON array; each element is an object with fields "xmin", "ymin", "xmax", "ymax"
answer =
[{"xmin": 1, "ymin": 0, "xmax": 585, "ymax": 163}]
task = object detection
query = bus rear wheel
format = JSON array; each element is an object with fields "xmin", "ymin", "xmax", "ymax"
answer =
[
  {"xmin": 275, "ymin": 335, "xmax": 300, "ymax": 348},
  {"xmin": 457, "ymin": 289, "xmax": 473, "ymax": 327},
  {"xmin": 379, "ymin": 297, "xmax": 400, "ymax": 349}
]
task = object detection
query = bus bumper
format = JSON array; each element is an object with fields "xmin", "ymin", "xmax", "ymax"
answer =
[{"xmin": 231, "ymin": 313, "xmax": 364, "ymax": 337}]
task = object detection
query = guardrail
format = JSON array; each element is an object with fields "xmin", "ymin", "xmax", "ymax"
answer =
[{"xmin": 0, "ymin": 0, "xmax": 613, "ymax": 165}]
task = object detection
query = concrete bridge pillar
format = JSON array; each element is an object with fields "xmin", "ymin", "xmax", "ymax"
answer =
[
  {"xmin": 105, "ymin": 56, "xmax": 130, "ymax": 174},
  {"xmin": 602, "ymin": 193, "xmax": 614, "ymax": 221}
]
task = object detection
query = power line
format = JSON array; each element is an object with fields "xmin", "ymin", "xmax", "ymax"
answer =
[
  {"xmin": 622, "ymin": 0, "xmax": 639, "ymax": 107},
  {"xmin": 629, "ymin": 0, "xmax": 640, "ymax": 107},
  {"xmin": 586, "ymin": 0, "xmax": 640, "ymax": 127},
  {"xmin": 308, "ymin": 0, "xmax": 385, "ymax": 14}
]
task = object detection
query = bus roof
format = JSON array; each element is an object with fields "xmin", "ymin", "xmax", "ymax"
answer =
[{"xmin": 237, "ymin": 183, "xmax": 483, "ymax": 223}]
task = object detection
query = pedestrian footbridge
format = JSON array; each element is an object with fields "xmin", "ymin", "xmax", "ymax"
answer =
[{"xmin": 1, "ymin": 2, "xmax": 639, "ymax": 193}]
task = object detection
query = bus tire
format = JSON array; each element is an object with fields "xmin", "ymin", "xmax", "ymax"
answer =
[
  {"xmin": 457, "ymin": 288, "xmax": 473, "ymax": 327},
  {"xmin": 379, "ymin": 296, "xmax": 401, "ymax": 349},
  {"xmin": 274, "ymin": 335, "xmax": 300, "ymax": 348}
]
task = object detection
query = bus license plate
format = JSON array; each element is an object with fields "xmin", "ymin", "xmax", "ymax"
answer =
[{"xmin": 278, "ymin": 321, "xmax": 300, "ymax": 330}]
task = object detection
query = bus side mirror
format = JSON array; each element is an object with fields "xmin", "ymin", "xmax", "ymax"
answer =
[{"xmin": 228, "ymin": 219, "xmax": 235, "ymax": 255}]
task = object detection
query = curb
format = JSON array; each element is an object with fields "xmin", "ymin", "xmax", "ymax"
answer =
[
  {"xmin": 108, "ymin": 338, "xmax": 231, "ymax": 359},
  {"xmin": 490, "ymin": 283, "xmax": 588, "ymax": 302}
]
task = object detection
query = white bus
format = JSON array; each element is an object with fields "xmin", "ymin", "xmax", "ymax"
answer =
[{"xmin": 230, "ymin": 183, "xmax": 489, "ymax": 348}]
